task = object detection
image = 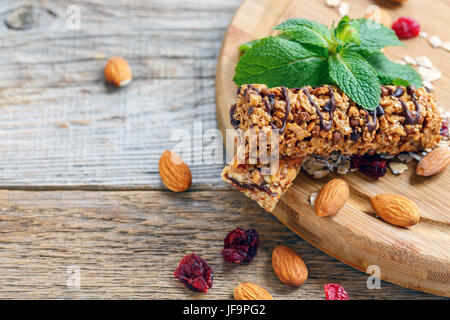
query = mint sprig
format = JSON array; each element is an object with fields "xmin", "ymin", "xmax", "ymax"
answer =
[{"xmin": 233, "ymin": 16, "xmax": 422, "ymax": 111}]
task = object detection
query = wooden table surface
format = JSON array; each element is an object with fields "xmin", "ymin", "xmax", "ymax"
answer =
[{"xmin": 0, "ymin": 0, "xmax": 445, "ymax": 299}]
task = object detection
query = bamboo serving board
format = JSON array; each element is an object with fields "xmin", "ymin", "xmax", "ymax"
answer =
[{"xmin": 215, "ymin": 0, "xmax": 450, "ymax": 296}]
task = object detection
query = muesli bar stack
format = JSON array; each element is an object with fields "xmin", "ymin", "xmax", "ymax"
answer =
[{"xmin": 222, "ymin": 84, "xmax": 443, "ymax": 211}]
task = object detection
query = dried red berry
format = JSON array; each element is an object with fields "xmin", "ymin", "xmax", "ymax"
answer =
[
  {"xmin": 392, "ymin": 17, "xmax": 420, "ymax": 39},
  {"xmin": 222, "ymin": 228, "xmax": 259, "ymax": 263},
  {"xmin": 351, "ymin": 154, "xmax": 387, "ymax": 178},
  {"xmin": 324, "ymin": 283, "xmax": 350, "ymax": 300},
  {"xmin": 440, "ymin": 120, "xmax": 449, "ymax": 137},
  {"xmin": 174, "ymin": 253, "xmax": 213, "ymax": 293}
]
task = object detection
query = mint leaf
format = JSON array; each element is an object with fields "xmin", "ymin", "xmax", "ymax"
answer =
[
  {"xmin": 329, "ymin": 48, "xmax": 381, "ymax": 110},
  {"xmin": 234, "ymin": 36, "xmax": 329, "ymax": 88},
  {"xmin": 274, "ymin": 18, "xmax": 332, "ymax": 48},
  {"xmin": 353, "ymin": 18, "xmax": 404, "ymax": 53},
  {"xmin": 365, "ymin": 52, "xmax": 422, "ymax": 88},
  {"xmin": 239, "ymin": 40, "xmax": 260, "ymax": 53},
  {"xmin": 335, "ymin": 16, "xmax": 361, "ymax": 45},
  {"xmin": 392, "ymin": 79, "xmax": 411, "ymax": 87}
]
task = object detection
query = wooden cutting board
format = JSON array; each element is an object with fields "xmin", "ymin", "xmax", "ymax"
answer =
[{"xmin": 215, "ymin": 0, "xmax": 450, "ymax": 296}]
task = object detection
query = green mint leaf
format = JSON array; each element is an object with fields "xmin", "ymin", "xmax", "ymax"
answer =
[
  {"xmin": 365, "ymin": 52, "xmax": 422, "ymax": 88},
  {"xmin": 328, "ymin": 48, "xmax": 381, "ymax": 110},
  {"xmin": 234, "ymin": 36, "xmax": 329, "ymax": 88},
  {"xmin": 354, "ymin": 18, "xmax": 404, "ymax": 53},
  {"xmin": 274, "ymin": 18, "xmax": 332, "ymax": 48},
  {"xmin": 335, "ymin": 16, "xmax": 361, "ymax": 45},
  {"xmin": 238, "ymin": 40, "xmax": 260, "ymax": 53},
  {"xmin": 392, "ymin": 79, "xmax": 411, "ymax": 87}
]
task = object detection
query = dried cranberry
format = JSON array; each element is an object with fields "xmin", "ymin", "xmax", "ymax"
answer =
[
  {"xmin": 440, "ymin": 120, "xmax": 449, "ymax": 137},
  {"xmin": 392, "ymin": 17, "xmax": 420, "ymax": 39},
  {"xmin": 222, "ymin": 228, "xmax": 259, "ymax": 263},
  {"xmin": 351, "ymin": 154, "xmax": 387, "ymax": 178},
  {"xmin": 174, "ymin": 253, "xmax": 213, "ymax": 293},
  {"xmin": 324, "ymin": 283, "xmax": 350, "ymax": 300}
]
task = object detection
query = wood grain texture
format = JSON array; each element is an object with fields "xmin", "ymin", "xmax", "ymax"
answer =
[
  {"xmin": 0, "ymin": 189, "xmax": 441, "ymax": 299},
  {"xmin": 0, "ymin": 0, "xmax": 242, "ymax": 188},
  {"xmin": 215, "ymin": 0, "xmax": 450, "ymax": 296}
]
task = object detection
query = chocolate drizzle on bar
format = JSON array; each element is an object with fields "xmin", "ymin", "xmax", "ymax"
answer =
[
  {"xmin": 393, "ymin": 85, "xmax": 421, "ymax": 125},
  {"xmin": 393, "ymin": 87, "xmax": 404, "ymax": 98},
  {"xmin": 226, "ymin": 175, "xmax": 278, "ymax": 197},
  {"xmin": 279, "ymin": 86, "xmax": 290, "ymax": 135},
  {"xmin": 350, "ymin": 129, "xmax": 360, "ymax": 141},
  {"xmin": 376, "ymin": 105, "xmax": 385, "ymax": 116},
  {"xmin": 230, "ymin": 103, "xmax": 240, "ymax": 129},
  {"xmin": 365, "ymin": 109, "xmax": 377, "ymax": 133},
  {"xmin": 303, "ymin": 87, "xmax": 334, "ymax": 131}
]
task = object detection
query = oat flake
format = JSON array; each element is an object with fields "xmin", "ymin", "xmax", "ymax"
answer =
[
  {"xmin": 389, "ymin": 162, "xmax": 408, "ymax": 175},
  {"xmin": 338, "ymin": 2, "xmax": 350, "ymax": 16},
  {"xmin": 325, "ymin": 0, "xmax": 340, "ymax": 8},
  {"xmin": 423, "ymin": 80, "xmax": 434, "ymax": 90},
  {"xmin": 310, "ymin": 192, "xmax": 318, "ymax": 206},
  {"xmin": 429, "ymin": 35, "xmax": 442, "ymax": 48},
  {"xmin": 442, "ymin": 41, "xmax": 450, "ymax": 52},
  {"xmin": 403, "ymin": 55, "xmax": 416, "ymax": 65},
  {"xmin": 418, "ymin": 66, "xmax": 441, "ymax": 82},
  {"xmin": 415, "ymin": 56, "xmax": 432, "ymax": 68}
]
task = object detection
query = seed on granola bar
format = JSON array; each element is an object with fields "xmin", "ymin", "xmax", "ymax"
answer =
[
  {"xmin": 299, "ymin": 111, "xmax": 311, "ymax": 122},
  {"xmin": 332, "ymin": 131, "xmax": 343, "ymax": 142}
]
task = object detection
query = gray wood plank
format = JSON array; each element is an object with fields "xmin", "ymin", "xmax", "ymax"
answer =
[
  {"xmin": 0, "ymin": 0, "xmax": 240, "ymax": 188},
  {"xmin": 0, "ymin": 189, "xmax": 440, "ymax": 299}
]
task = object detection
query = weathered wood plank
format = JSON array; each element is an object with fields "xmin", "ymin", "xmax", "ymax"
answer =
[
  {"xmin": 0, "ymin": 189, "xmax": 440, "ymax": 299},
  {"xmin": 0, "ymin": 0, "xmax": 240, "ymax": 188}
]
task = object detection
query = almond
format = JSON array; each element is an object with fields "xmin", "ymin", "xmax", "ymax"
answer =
[
  {"xmin": 416, "ymin": 147, "xmax": 450, "ymax": 176},
  {"xmin": 272, "ymin": 245, "xmax": 308, "ymax": 287},
  {"xmin": 364, "ymin": 8, "xmax": 392, "ymax": 27},
  {"xmin": 159, "ymin": 150, "xmax": 192, "ymax": 192},
  {"xmin": 234, "ymin": 282, "xmax": 273, "ymax": 300},
  {"xmin": 370, "ymin": 194, "xmax": 420, "ymax": 227},
  {"xmin": 104, "ymin": 56, "xmax": 132, "ymax": 87},
  {"xmin": 314, "ymin": 178, "xmax": 350, "ymax": 217}
]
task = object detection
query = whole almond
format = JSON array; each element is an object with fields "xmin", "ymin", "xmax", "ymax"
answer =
[
  {"xmin": 272, "ymin": 245, "xmax": 308, "ymax": 287},
  {"xmin": 234, "ymin": 282, "xmax": 273, "ymax": 300},
  {"xmin": 159, "ymin": 150, "xmax": 192, "ymax": 192},
  {"xmin": 416, "ymin": 147, "xmax": 450, "ymax": 176},
  {"xmin": 370, "ymin": 194, "xmax": 420, "ymax": 227},
  {"xmin": 314, "ymin": 178, "xmax": 350, "ymax": 217},
  {"xmin": 104, "ymin": 57, "xmax": 132, "ymax": 87}
]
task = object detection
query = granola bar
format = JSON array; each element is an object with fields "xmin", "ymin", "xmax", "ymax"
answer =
[
  {"xmin": 231, "ymin": 84, "xmax": 443, "ymax": 158},
  {"xmin": 221, "ymin": 157, "xmax": 303, "ymax": 212}
]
